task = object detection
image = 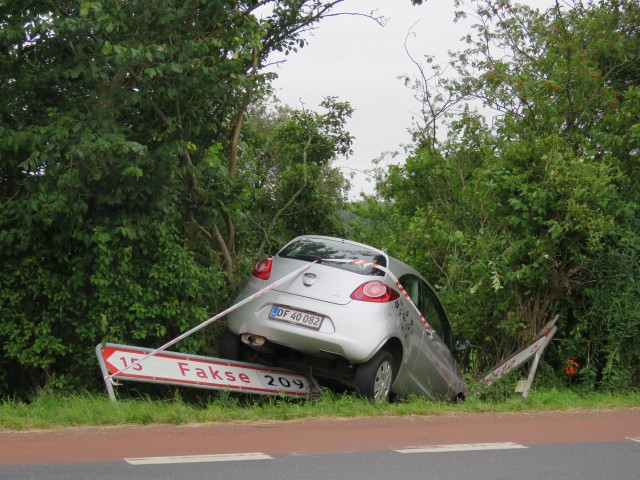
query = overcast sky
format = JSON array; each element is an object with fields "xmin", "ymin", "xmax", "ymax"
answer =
[{"xmin": 267, "ymin": 0, "xmax": 557, "ymax": 199}]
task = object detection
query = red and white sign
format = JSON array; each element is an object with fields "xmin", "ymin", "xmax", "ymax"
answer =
[
  {"xmin": 479, "ymin": 318, "xmax": 558, "ymax": 387},
  {"xmin": 100, "ymin": 344, "xmax": 319, "ymax": 397}
]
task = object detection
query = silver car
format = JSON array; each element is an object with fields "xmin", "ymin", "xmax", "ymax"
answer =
[{"xmin": 222, "ymin": 235, "xmax": 468, "ymax": 402}]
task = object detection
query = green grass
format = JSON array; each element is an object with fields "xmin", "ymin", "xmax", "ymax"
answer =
[{"xmin": 1, "ymin": 388, "xmax": 639, "ymax": 431}]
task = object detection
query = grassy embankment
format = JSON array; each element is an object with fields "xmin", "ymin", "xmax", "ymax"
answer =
[{"xmin": 1, "ymin": 388, "xmax": 639, "ymax": 431}]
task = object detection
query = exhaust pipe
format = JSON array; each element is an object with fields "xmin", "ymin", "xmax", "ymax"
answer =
[{"xmin": 241, "ymin": 333, "xmax": 266, "ymax": 347}]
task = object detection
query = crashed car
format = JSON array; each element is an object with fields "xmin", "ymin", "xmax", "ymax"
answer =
[{"xmin": 222, "ymin": 235, "xmax": 468, "ymax": 401}]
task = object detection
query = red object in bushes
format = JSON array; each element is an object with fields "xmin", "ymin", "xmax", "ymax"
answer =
[{"xmin": 565, "ymin": 359, "xmax": 580, "ymax": 376}]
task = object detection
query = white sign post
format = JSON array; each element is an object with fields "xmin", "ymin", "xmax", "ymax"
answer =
[
  {"xmin": 96, "ymin": 343, "xmax": 320, "ymax": 400},
  {"xmin": 478, "ymin": 315, "xmax": 558, "ymax": 398}
]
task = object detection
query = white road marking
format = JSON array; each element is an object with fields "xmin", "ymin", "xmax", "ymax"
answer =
[
  {"xmin": 125, "ymin": 452, "xmax": 273, "ymax": 465},
  {"xmin": 396, "ymin": 442, "xmax": 528, "ymax": 454},
  {"xmin": 627, "ymin": 437, "xmax": 640, "ymax": 443}
]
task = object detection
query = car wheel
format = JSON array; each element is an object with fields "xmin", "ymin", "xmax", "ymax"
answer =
[{"xmin": 353, "ymin": 350, "xmax": 396, "ymax": 402}]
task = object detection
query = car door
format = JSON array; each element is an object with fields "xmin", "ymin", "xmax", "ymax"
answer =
[
  {"xmin": 416, "ymin": 281, "xmax": 465, "ymax": 399},
  {"xmin": 394, "ymin": 274, "xmax": 452, "ymax": 399},
  {"xmin": 392, "ymin": 275, "xmax": 423, "ymax": 388}
]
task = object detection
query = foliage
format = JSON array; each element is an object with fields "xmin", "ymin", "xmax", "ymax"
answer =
[
  {"xmin": 3, "ymin": 0, "xmax": 638, "ymax": 399},
  {"xmin": 237, "ymin": 96, "xmax": 352, "ymax": 255},
  {"xmin": 353, "ymin": 0, "xmax": 640, "ymax": 387},
  {"xmin": 0, "ymin": 0, "xmax": 354, "ymax": 397}
]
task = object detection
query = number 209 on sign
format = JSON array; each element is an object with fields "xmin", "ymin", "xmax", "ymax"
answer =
[{"xmin": 259, "ymin": 372, "xmax": 309, "ymax": 391}]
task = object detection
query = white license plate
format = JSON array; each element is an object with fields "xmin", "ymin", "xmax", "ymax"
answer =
[{"xmin": 268, "ymin": 305, "xmax": 324, "ymax": 330}]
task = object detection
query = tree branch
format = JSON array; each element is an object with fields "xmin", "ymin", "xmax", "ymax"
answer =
[
  {"xmin": 258, "ymin": 132, "xmax": 312, "ymax": 253},
  {"xmin": 191, "ymin": 215, "xmax": 234, "ymax": 275}
]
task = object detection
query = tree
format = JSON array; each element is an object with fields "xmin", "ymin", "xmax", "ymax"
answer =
[
  {"xmin": 0, "ymin": 0, "xmax": 355, "ymax": 396},
  {"xmin": 363, "ymin": 0, "xmax": 640, "ymax": 386},
  {"xmin": 237, "ymin": 96, "xmax": 352, "ymax": 255}
]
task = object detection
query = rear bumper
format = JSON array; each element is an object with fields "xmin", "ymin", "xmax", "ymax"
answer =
[{"xmin": 227, "ymin": 291, "xmax": 400, "ymax": 364}]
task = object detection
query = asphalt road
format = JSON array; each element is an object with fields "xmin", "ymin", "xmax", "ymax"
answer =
[{"xmin": 1, "ymin": 409, "xmax": 639, "ymax": 480}]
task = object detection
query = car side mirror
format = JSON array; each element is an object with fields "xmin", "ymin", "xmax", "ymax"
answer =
[{"xmin": 454, "ymin": 337, "xmax": 470, "ymax": 353}]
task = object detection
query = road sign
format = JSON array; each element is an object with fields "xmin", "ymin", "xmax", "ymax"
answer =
[
  {"xmin": 479, "ymin": 315, "xmax": 558, "ymax": 397},
  {"xmin": 97, "ymin": 343, "xmax": 320, "ymax": 400}
]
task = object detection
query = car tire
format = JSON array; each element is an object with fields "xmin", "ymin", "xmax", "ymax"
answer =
[{"xmin": 353, "ymin": 350, "xmax": 396, "ymax": 402}]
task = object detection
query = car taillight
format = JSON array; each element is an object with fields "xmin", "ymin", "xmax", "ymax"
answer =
[
  {"xmin": 350, "ymin": 281, "xmax": 400, "ymax": 303},
  {"xmin": 252, "ymin": 258, "xmax": 272, "ymax": 280}
]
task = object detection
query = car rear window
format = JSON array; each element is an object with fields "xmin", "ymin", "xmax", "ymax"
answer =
[{"xmin": 278, "ymin": 238, "xmax": 386, "ymax": 276}]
